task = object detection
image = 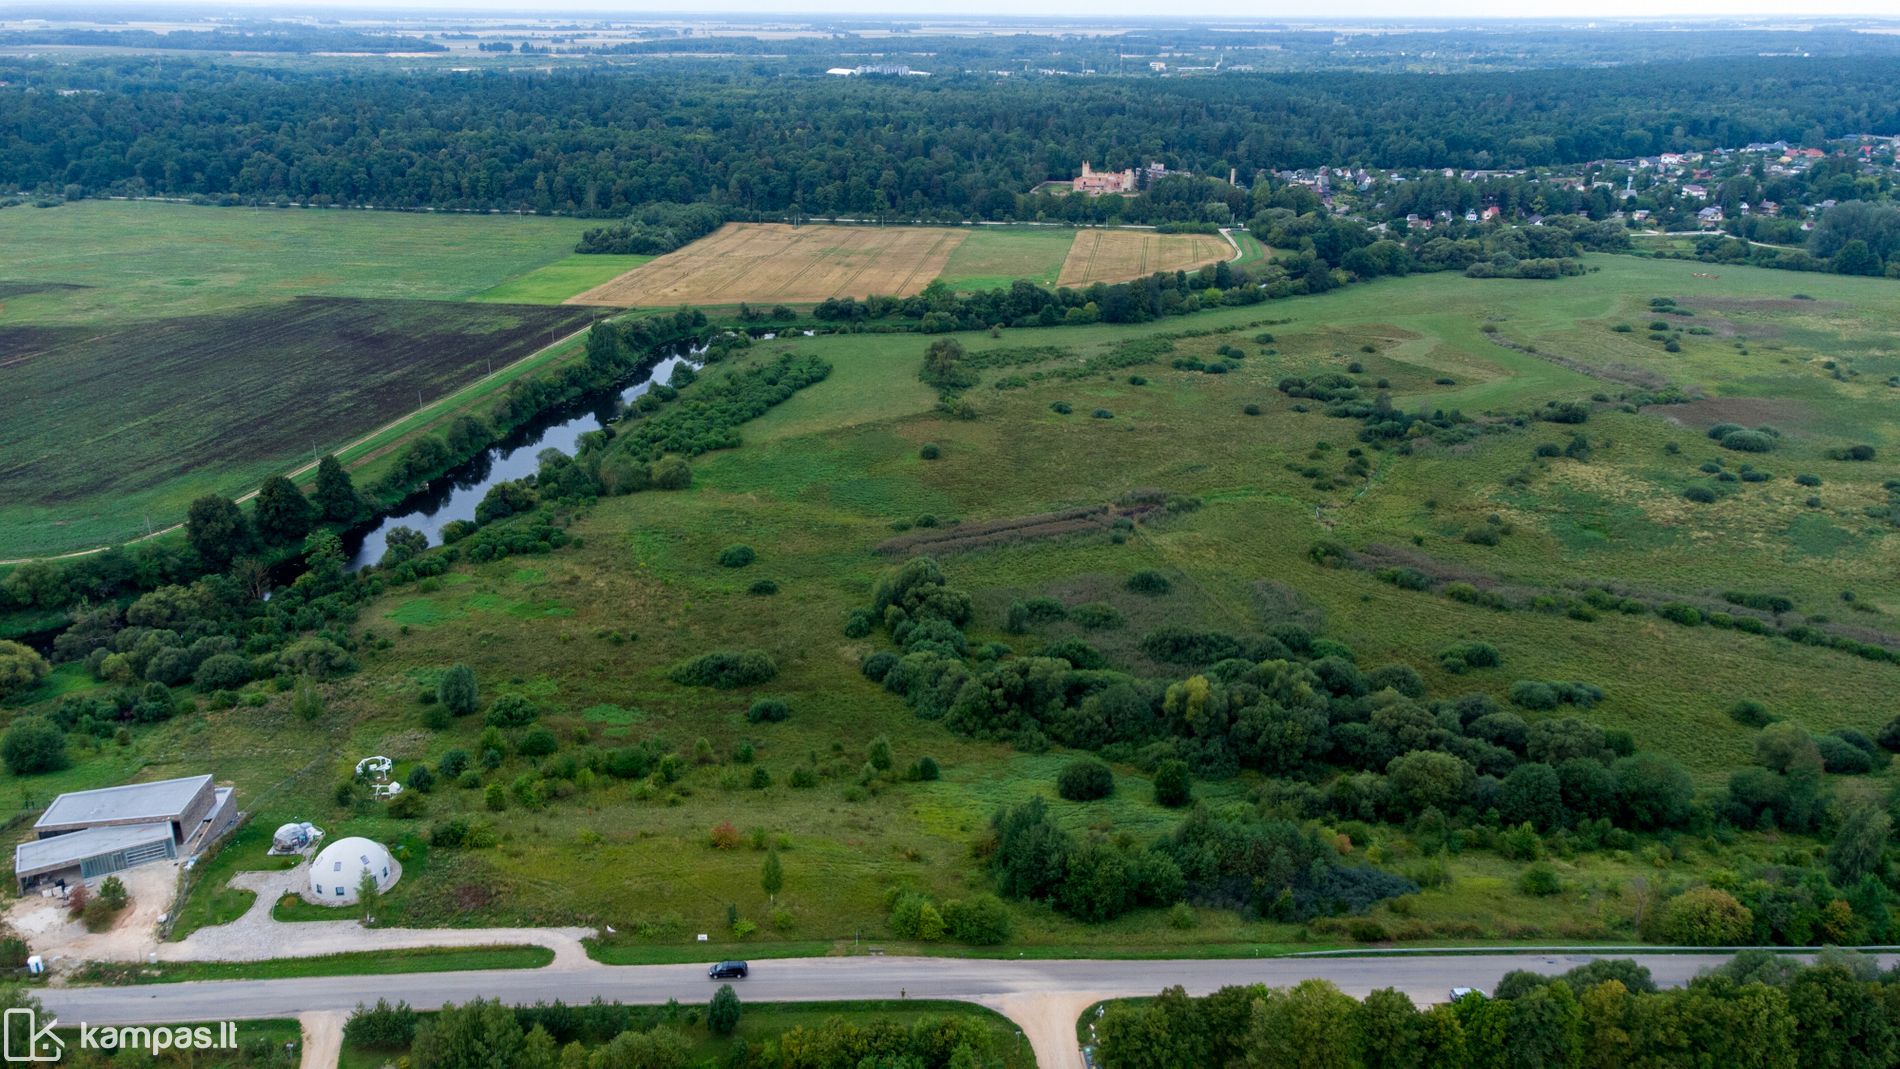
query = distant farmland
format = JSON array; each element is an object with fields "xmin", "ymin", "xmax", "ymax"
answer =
[
  {"xmin": 0, "ymin": 200, "xmax": 602, "ymax": 326},
  {"xmin": 1056, "ymin": 230, "xmax": 1234, "ymax": 286},
  {"xmin": 569, "ymin": 223, "xmax": 969, "ymax": 307},
  {"xmin": 0, "ymin": 201, "xmax": 613, "ymax": 557},
  {"xmin": 0, "ymin": 298, "xmax": 595, "ymax": 557},
  {"xmin": 568, "ymin": 223, "xmax": 1238, "ymax": 306}
]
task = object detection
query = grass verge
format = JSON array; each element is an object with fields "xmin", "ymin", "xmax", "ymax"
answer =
[{"xmin": 69, "ymin": 945, "xmax": 554, "ymax": 985}]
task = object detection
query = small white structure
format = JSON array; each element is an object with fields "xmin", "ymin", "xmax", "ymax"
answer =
[
  {"xmin": 269, "ymin": 822, "xmax": 324, "ymax": 855},
  {"xmin": 372, "ymin": 782, "xmax": 403, "ymax": 801},
  {"xmin": 308, "ymin": 836, "xmax": 398, "ymax": 905},
  {"xmin": 355, "ymin": 756, "xmax": 392, "ymax": 781}
]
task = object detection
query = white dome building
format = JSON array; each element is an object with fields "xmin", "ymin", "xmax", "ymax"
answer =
[{"xmin": 308, "ymin": 836, "xmax": 399, "ymax": 905}]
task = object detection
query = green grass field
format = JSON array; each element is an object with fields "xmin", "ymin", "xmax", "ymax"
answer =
[
  {"xmin": 936, "ymin": 227, "xmax": 1077, "ymax": 291},
  {"xmin": 0, "ymin": 201, "xmax": 599, "ymax": 324},
  {"xmin": 471, "ymin": 253, "xmax": 654, "ymax": 304},
  {"xmin": 1229, "ymin": 229, "xmax": 1272, "ymax": 266},
  {"xmin": 16, "ymin": 251, "xmax": 1900, "ymax": 961}
]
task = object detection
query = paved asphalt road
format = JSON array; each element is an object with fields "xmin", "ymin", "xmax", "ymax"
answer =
[{"xmin": 40, "ymin": 951, "xmax": 1878, "ymax": 1025}]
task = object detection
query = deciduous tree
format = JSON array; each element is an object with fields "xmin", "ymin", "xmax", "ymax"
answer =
[
  {"xmin": 708, "ymin": 983, "xmax": 742, "ymax": 1036},
  {"xmin": 252, "ymin": 475, "xmax": 315, "ymax": 544},
  {"xmin": 313, "ymin": 454, "xmax": 363, "ymax": 523},
  {"xmin": 185, "ymin": 495, "xmax": 251, "ymax": 567},
  {"xmin": 761, "ymin": 850, "xmax": 784, "ymax": 901}
]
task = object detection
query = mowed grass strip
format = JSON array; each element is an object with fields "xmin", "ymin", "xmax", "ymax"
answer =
[
  {"xmin": 1229, "ymin": 229, "xmax": 1274, "ymax": 266},
  {"xmin": 936, "ymin": 226, "xmax": 1077, "ymax": 291},
  {"xmin": 71, "ymin": 945, "xmax": 556, "ymax": 985},
  {"xmin": 1055, "ymin": 229, "xmax": 1233, "ymax": 286},
  {"xmin": 471, "ymin": 254, "xmax": 654, "ymax": 304},
  {"xmin": 567, "ymin": 223, "xmax": 969, "ymax": 307}
]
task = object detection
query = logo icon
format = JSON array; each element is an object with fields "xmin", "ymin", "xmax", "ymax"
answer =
[{"xmin": 2, "ymin": 1008, "xmax": 62, "ymax": 1063}]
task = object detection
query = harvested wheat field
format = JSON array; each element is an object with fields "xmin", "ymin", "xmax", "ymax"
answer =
[
  {"xmin": 1056, "ymin": 229, "xmax": 1234, "ymax": 287},
  {"xmin": 568, "ymin": 223, "xmax": 969, "ymax": 307}
]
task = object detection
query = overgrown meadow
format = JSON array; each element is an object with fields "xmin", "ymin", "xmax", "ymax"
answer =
[{"xmin": 13, "ymin": 252, "xmax": 1900, "ymax": 959}]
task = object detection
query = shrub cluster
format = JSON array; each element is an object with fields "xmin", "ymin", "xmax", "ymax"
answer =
[{"xmin": 670, "ymin": 650, "xmax": 778, "ymax": 689}]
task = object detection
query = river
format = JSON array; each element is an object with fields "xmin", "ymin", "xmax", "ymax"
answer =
[{"xmin": 344, "ymin": 343, "xmax": 704, "ymax": 570}]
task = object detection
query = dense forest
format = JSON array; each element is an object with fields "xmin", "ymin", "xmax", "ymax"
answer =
[{"xmin": 3, "ymin": 56, "xmax": 1899, "ymax": 217}]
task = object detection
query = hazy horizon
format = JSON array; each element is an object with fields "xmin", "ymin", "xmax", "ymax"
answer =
[{"xmin": 13, "ymin": 1, "xmax": 1900, "ymax": 21}]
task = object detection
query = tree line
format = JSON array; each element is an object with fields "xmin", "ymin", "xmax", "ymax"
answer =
[
  {"xmin": 1096, "ymin": 952, "xmax": 1900, "ymax": 1069},
  {"xmin": 342, "ymin": 992, "xmax": 1004, "ymax": 1069},
  {"xmin": 795, "ymin": 212, "xmax": 1595, "ymax": 343},
  {"xmin": 1686, "ymin": 200, "xmax": 1900, "ymax": 278},
  {"xmin": 5, "ymin": 56, "xmax": 1899, "ymax": 217}
]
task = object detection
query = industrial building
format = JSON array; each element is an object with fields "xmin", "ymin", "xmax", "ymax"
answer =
[{"xmin": 14, "ymin": 774, "xmax": 236, "ymax": 891}]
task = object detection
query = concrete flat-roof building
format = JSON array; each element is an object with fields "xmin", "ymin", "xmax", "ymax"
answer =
[
  {"xmin": 14, "ymin": 824, "xmax": 177, "ymax": 889},
  {"xmin": 16, "ymin": 774, "xmax": 236, "ymax": 891}
]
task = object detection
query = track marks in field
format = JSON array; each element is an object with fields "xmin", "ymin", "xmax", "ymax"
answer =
[
  {"xmin": 1056, "ymin": 230, "xmax": 1231, "ymax": 287},
  {"xmin": 568, "ymin": 223, "xmax": 968, "ymax": 307}
]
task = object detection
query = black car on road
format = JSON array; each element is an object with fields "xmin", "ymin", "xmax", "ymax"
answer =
[{"xmin": 709, "ymin": 960, "xmax": 749, "ymax": 980}]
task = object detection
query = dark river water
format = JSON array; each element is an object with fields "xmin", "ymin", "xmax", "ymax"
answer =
[{"xmin": 343, "ymin": 344, "xmax": 704, "ymax": 570}]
